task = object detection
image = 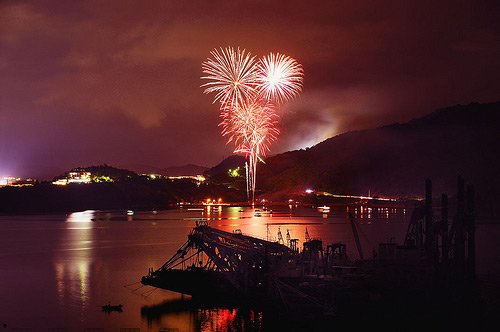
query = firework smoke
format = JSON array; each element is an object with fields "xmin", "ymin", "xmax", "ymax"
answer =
[{"xmin": 202, "ymin": 46, "xmax": 303, "ymax": 203}]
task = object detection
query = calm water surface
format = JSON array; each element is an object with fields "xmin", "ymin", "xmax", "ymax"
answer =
[{"xmin": 0, "ymin": 205, "xmax": 498, "ymax": 331}]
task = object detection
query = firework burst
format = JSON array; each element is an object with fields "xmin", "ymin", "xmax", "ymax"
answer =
[
  {"xmin": 201, "ymin": 46, "xmax": 303, "ymax": 203},
  {"xmin": 201, "ymin": 47, "xmax": 258, "ymax": 109},
  {"xmin": 256, "ymin": 53, "xmax": 304, "ymax": 104}
]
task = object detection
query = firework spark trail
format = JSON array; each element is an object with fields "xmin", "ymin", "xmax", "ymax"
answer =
[
  {"xmin": 220, "ymin": 100, "xmax": 279, "ymax": 159},
  {"xmin": 201, "ymin": 46, "xmax": 303, "ymax": 203},
  {"xmin": 219, "ymin": 100, "xmax": 280, "ymax": 202}
]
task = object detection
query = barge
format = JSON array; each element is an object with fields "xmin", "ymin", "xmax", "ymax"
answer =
[{"xmin": 141, "ymin": 177, "xmax": 479, "ymax": 319}]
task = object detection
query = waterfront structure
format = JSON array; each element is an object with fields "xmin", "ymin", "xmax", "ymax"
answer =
[{"xmin": 142, "ymin": 177, "xmax": 478, "ymax": 318}]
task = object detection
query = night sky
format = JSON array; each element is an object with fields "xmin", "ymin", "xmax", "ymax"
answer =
[{"xmin": 1, "ymin": 0, "xmax": 499, "ymax": 179}]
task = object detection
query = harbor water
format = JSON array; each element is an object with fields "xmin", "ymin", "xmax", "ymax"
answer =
[{"xmin": 0, "ymin": 205, "xmax": 499, "ymax": 331}]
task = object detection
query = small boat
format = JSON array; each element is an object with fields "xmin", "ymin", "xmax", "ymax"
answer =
[
  {"xmin": 318, "ymin": 205, "xmax": 331, "ymax": 213},
  {"xmin": 102, "ymin": 304, "xmax": 123, "ymax": 312}
]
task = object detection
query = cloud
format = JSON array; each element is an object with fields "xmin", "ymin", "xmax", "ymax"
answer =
[{"xmin": 0, "ymin": 3, "xmax": 56, "ymax": 43}]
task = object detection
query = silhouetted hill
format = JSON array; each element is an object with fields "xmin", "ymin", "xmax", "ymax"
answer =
[
  {"xmin": 63, "ymin": 165, "xmax": 138, "ymax": 181},
  {"xmin": 162, "ymin": 164, "xmax": 209, "ymax": 176},
  {"xmin": 120, "ymin": 164, "xmax": 208, "ymax": 176},
  {"xmin": 257, "ymin": 101, "xmax": 500, "ymax": 216},
  {"xmin": 206, "ymin": 101, "xmax": 500, "ymax": 217},
  {"xmin": 203, "ymin": 155, "xmax": 248, "ymax": 193},
  {"xmin": 205, "ymin": 155, "xmax": 247, "ymax": 178},
  {"xmin": 118, "ymin": 163, "xmax": 164, "ymax": 175},
  {"xmin": 0, "ymin": 164, "xmax": 245, "ymax": 213}
]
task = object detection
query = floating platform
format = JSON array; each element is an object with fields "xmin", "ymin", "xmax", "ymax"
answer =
[{"xmin": 142, "ymin": 177, "xmax": 480, "ymax": 320}]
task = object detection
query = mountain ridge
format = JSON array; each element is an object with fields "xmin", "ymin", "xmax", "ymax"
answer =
[{"xmin": 206, "ymin": 101, "xmax": 500, "ymax": 217}]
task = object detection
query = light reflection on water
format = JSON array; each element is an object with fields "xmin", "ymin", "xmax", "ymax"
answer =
[
  {"xmin": 54, "ymin": 210, "xmax": 96, "ymax": 316},
  {"xmin": 66, "ymin": 210, "xmax": 95, "ymax": 223},
  {"xmin": 1, "ymin": 206, "xmax": 497, "ymax": 331},
  {"xmin": 141, "ymin": 301, "xmax": 264, "ymax": 332}
]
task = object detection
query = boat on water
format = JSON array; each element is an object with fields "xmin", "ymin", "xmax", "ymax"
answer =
[
  {"xmin": 141, "ymin": 220, "xmax": 367, "ymax": 313},
  {"xmin": 142, "ymin": 222, "xmax": 295, "ymax": 299},
  {"xmin": 317, "ymin": 205, "xmax": 330, "ymax": 213}
]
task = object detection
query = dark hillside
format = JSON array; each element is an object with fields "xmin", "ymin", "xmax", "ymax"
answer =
[{"xmin": 251, "ymin": 102, "xmax": 500, "ymax": 217}]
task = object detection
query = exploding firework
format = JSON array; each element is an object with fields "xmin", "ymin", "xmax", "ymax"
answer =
[
  {"xmin": 201, "ymin": 47, "xmax": 258, "ymax": 109},
  {"xmin": 256, "ymin": 53, "xmax": 304, "ymax": 104},
  {"xmin": 219, "ymin": 100, "xmax": 280, "ymax": 201},
  {"xmin": 201, "ymin": 47, "xmax": 303, "ymax": 203},
  {"xmin": 220, "ymin": 100, "xmax": 279, "ymax": 160}
]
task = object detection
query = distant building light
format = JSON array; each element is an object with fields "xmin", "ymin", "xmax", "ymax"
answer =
[
  {"xmin": 92, "ymin": 175, "xmax": 113, "ymax": 183},
  {"xmin": 0, "ymin": 177, "xmax": 35, "ymax": 187},
  {"xmin": 167, "ymin": 175, "xmax": 206, "ymax": 182},
  {"xmin": 52, "ymin": 179, "xmax": 68, "ymax": 186},
  {"xmin": 305, "ymin": 189, "xmax": 314, "ymax": 194},
  {"xmin": 52, "ymin": 170, "xmax": 92, "ymax": 185},
  {"xmin": 228, "ymin": 167, "xmax": 241, "ymax": 178},
  {"xmin": 67, "ymin": 171, "xmax": 91, "ymax": 184},
  {"xmin": 4, "ymin": 177, "xmax": 21, "ymax": 185}
]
